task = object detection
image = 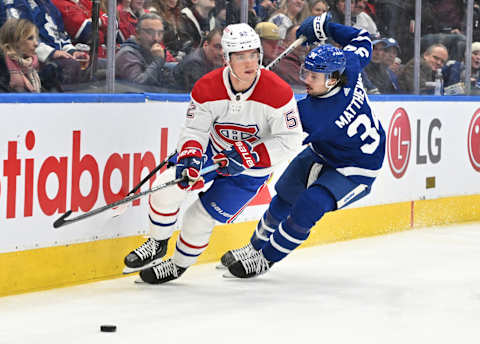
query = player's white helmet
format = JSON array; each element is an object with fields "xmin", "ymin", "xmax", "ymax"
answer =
[{"xmin": 221, "ymin": 23, "xmax": 263, "ymax": 65}]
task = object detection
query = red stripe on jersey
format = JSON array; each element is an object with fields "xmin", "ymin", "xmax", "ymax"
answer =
[
  {"xmin": 149, "ymin": 199, "xmax": 179, "ymax": 217},
  {"xmin": 227, "ymin": 178, "xmax": 270, "ymax": 223},
  {"xmin": 252, "ymin": 143, "xmax": 271, "ymax": 168},
  {"xmin": 179, "ymin": 235, "xmax": 209, "ymax": 249},
  {"xmin": 248, "ymin": 69, "xmax": 293, "ymax": 109},
  {"xmin": 191, "ymin": 68, "xmax": 229, "ymax": 104}
]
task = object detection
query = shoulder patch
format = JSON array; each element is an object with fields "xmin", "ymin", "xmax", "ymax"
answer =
[
  {"xmin": 248, "ymin": 69, "xmax": 294, "ymax": 108},
  {"xmin": 191, "ymin": 67, "xmax": 229, "ymax": 104}
]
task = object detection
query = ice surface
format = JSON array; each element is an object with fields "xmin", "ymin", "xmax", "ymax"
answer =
[{"xmin": 1, "ymin": 222, "xmax": 479, "ymax": 344}]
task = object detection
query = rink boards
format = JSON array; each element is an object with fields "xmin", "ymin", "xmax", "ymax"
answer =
[{"xmin": 1, "ymin": 94, "xmax": 480, "ymax": 296}]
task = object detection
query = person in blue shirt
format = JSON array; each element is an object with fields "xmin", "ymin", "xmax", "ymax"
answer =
[{"xmin": 220, "ymin": 12, "xmax": 386, "ymax": 278}]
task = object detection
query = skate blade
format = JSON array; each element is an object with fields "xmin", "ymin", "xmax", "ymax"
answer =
[
  {"xmin": 215, "ymin": 263, "xmax": 227, "ymax": 270},
  {"xmin": 222, "ymin": 271, "xmax": 237, "ymax": 279},
  {"xmin": 134, "ymin": 278, "xmax": 145, "ymax": 284},
  {"xmin": 122, "ymin": 258, "xmax": 164, "ymax": 274}
]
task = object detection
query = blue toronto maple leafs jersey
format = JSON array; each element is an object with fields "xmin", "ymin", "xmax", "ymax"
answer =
[
  {"xmin": 0, "ymin": 0, "xmax": 74, "ymax": 59},
  {"xmin": 298, "ymin": 22, "xmax": 386, "ymax": 186}
]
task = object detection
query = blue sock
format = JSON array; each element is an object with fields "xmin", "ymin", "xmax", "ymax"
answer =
[
  {"xmin": 262, "ymin": 216, "xmax": 310, "ymax": 262},
  {"xmin": 250, "ymin": 210, "xmax": 280, "ymax": 250}
]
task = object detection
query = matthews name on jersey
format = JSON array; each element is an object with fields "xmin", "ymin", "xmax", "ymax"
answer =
[
  {"xmin": 180, "ymin": 66, "xmax": 303, "ymax": 177},
  {"xmin": 298, "ymin": 22, "xmax": 386, "ymax": 186}
]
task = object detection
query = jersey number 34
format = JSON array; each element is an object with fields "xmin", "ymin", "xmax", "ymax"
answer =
[{"xmin": 347, "ymin": 113, "xmax": 381, "ymax": 154}]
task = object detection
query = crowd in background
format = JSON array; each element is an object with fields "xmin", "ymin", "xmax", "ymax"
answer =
[{"xmin": 0, "ymin": 0, "xmax": 479, "ymax": 94}]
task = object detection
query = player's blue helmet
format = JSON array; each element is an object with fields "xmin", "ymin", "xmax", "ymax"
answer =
[{"xmin": 303, "ymin": 44, "xmax": 346, "ymax": 75}]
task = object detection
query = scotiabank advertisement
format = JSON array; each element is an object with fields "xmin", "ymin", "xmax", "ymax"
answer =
[{"xmin": 1, "ymin": 99, "xmax": 480, "ymax": 253}]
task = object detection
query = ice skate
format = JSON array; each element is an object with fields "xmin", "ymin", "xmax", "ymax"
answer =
[
  {"xmin": 224, "ymin": 250, "xmax": 274, "ymax": 278},
  {"xmin": 216, "ymin": 242, "xmax": 256, "ymax": 269},
  {"xmin": 139, "ymin": 258, "xmax": 187, "ymax": 284},
  {"xmin": 123, "ymin": 237, "xmax": 169, "ymax": 274}
]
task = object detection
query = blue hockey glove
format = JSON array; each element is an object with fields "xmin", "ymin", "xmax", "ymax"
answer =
[
  {"xmin": 296, "ymin": 12, "xmax": 331, "ymax": 44},
  {"xmin": 176, "ymin": 141, "xmax": 205, "ymax": 190},
  {"xmin": 213, "ymin": 141, "xmax": 260, "ymax": 176}
]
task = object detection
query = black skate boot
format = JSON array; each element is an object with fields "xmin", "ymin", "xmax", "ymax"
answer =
[
  {"xmin": 226, "ymin": 250, "xmax": 274, "ymax": 278},
  {"xmin": 139, "ymin": 258, "xmax": 187, "ymax": 284},
  {"xmin": 123, "ymin": 237, "xmax": 169, "ymax": 274},
  {"xmin": 219, "ymin": 242, "xmax": 256, "ymax": 268}
]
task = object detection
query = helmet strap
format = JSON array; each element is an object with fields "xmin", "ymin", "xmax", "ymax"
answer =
[
  {"xmin": 227, "ymin": 62, "xmax": 260, "ymax": 85},
  {"xmin": 324, "ymin": 75, "xmax": 338, "ymax": 92}
]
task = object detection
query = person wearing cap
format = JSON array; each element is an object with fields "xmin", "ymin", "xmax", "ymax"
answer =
[
  {"xmin": 382, "ymin": 37, "xmax": 401, "ymax": 92},
  {"xmin": 362, "ymin": 38, "xmax": 398, "ymax": 94},
  {"xmin": 442, "ymin": 42, "xmax": 480, "ymax": 94},
  {"xmin": 255, "ymin": 22, "xmax": 282, "ymax": 66}
]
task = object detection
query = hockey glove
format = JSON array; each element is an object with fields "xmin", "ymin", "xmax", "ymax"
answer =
[
  {"xmin": 176, "ymin": 141, "xmax": 205, "ymax": 190},
  {"xmin": 213, "ymin": 141, "xmax": 260, "ymax": 176},
  {"xmin": 296, "ymin": 12, "xmax": 331, "ymax": 44}
]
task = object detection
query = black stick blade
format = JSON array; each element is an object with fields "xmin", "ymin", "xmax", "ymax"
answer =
[{"xmin": 53, "ymin": 210, "xmax": 72, "ymax": 229}]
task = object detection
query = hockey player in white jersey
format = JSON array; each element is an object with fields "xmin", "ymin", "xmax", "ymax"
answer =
[
  {"xmin": 123, "ymin": 23, "xmax": 303, "ymax": 284},
  {"xmin": 221, "ymin": 13, "xmax": 386, "ymax": 278}
]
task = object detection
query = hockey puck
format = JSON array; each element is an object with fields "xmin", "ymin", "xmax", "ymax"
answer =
[{"xmin": 100, "ymin": 325, "xmax": 117, "ymax": 332}]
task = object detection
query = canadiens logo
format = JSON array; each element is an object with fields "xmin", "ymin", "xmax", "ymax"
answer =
[{"xmin": 214, "ymin": 123, "xmax": 260, "ymax": 144}]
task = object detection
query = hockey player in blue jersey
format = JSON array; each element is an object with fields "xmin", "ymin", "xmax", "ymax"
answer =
[{"xmin": 220, "ymin": 13, "xmax": 386, "ymax": 278}]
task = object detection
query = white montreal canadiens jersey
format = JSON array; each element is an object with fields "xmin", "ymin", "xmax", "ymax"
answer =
[{"xmin": 178, "ymin": 67, "xmax": 303, "ymax": 177}]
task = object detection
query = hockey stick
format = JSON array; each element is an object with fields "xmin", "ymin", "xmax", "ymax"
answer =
[
  {"xmin": 111, "ymin": 151, "xmax": 176, "ymax": 217},
  {"xmin": 53, "ymin": 163, "xmax": 220, "ymax": 229},
  {"xmin": 89, "ymin": 0, "xmax": 100, "ymax": 80},
  {"xmin": 265, "ymin": 35, "xmax": 307, "ymax": 71}
]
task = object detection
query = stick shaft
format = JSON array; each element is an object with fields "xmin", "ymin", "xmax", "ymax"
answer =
[
  {"xmin": 53, "ymin": 163, "xmax": 219, "ymax": 228},
  {"xmin": 265, "ymin": 35, "xmax": 306, "ymax": 71},
  {"xmin": 129, "ymin": 151, "xmax": 176, "ymax": 196}
]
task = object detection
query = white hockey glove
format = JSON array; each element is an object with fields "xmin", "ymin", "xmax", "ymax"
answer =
[{"xmin": 296, "ymin": 12, "xmax": 331, "ymax": 44}]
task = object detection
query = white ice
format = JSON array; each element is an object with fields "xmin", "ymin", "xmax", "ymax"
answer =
[{"xmin": 1, "ymin": 222, "xmax": 480, "ymax": 344}]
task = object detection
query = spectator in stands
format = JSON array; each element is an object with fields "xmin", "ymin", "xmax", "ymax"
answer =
[
  {"xmin": 119, "ymin": 0, "xmax": 149, "ymax": 43},
  {"xmin": 0, "ymin": 0, "xmax": 89, "ymax": 84},
  {"xmin": 443, "ymin": 42, "xmax": 480, "ymax": 94},
  {"xmin": 374, "ymin": 0, "xmax": 413, "ymax": 62},
  {"xmin": 173, "ymin": 27, "xmax": 223, "ymax": 91},
  {"xmin": 309, "ymin": 0, "xmax": 329, "ymax": 16},
  {"xmin": 383, "ymin": 37, "xmax": 401, "ymax": 92},
  {"xmin": 398, "ymin": 43, "xmax": 449, "ymax": 94},
  {"xmin": 51, "ymin": 0, "xmax": 108, "ymax": 48},
  {"xmin": 214, "ymin": 0, "xmax": 227, "ymax": 28},
  {"xmin": 412, "ymin": 0, "xmax": 466, "ymax": 62},
  {"xmin": 268, "ymin": 0, "xmax": 309, "ymax": 39},
  {"xmin": 115, "ymin": 13, "xmax": 175, "ymax": 87},
  {"xmin": 0, "ymin": 18, "xmax": 42, "ymax": 92},
  {"xmin": 362, "ymin": 38, "xmax": 391, "ymax": 93},
  {"xmin": 271, "ymin": 24, "xmax": 305, "ymax": 90},
  {"xmin": 255, "ymin": 22, "xmax": 281, "ymax": 66},
  {"xmin": 149, "ymin": 0, "xmax": 186, "ymax": 60},
  {"xmin": 255, "ymin": 0, "xmax": 276, "ymax": 21},
  {"xmin": 226, "ymin": 0, "xmax": 260, "ymax": 28},
  {"xmin": 330, "ymin": 0, "xmax": 379, "ymax": 37},
  {"xmin": 180, "ymin": 0, "xmax": 217, "ymax": 52}
]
